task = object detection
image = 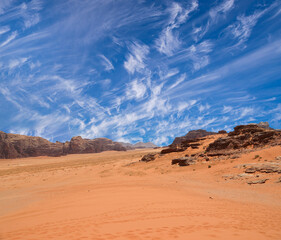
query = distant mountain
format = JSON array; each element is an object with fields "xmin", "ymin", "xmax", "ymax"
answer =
[
  {"xmin": 0, "ymin": 131, "xmax": 126, "ymax": 159},
  {"xmin": 119, "ymin": 141, "xmax": 158, "ymax": 149},
  {"xmin": 133, "ymin": 142, "xmax": 158, "ymax": 148}
]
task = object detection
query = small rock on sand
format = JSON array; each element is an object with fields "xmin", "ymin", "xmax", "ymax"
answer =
[{"xmin": 247, "ymin": 179, "xmax": 268, "ymax": 185}]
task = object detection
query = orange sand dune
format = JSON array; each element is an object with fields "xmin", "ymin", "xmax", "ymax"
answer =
[{"xmin": 0, "ymin": 147, "xmax": 281, "ymax": 240}]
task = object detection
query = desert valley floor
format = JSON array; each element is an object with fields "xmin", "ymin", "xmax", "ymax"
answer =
[{"xmin": 1, "ymin": 144, "xmax": 281, "ymax": 240}]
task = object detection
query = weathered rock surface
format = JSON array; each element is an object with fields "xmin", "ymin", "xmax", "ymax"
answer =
[
  {"xmin": 171, "ymin": 157, "xmax": 196, "ymax": 166},
  {"xmin": 0, "ymin": 131, "xmax": 126, "ymax": 159},
  {"xmin": 244, "ymin": 163, "xmax": 281, "ymax": 174},
  {"xmin": 247, "ymin": 179, "xmax": 268, "ymax": 185},
  {"xmin": 206, "ymin": 123, "xmax": 281, "ymax": 156},
  {"xmin": 172, "ymin": 129, "xmax": 217, "ymax": 146},
  {"xmin": 140, "ymin": 154, "xmax": 156, "ymax": 162}
]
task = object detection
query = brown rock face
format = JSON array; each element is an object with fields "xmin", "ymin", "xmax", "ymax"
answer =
[
  {"xmin": 0, "ymin": 131, "xmax": 126, "ymax": 159},
  {"xmin": 68, "ymin": 137, "xmax": 126, "ymax": 154},
  {"xmin": 206, "ymin": 124, "xmax": 281, "ymax": 156},
  {"xmin": 172, "ymin": 129, "xmax": 216, "ymax": 146},
  {"xmin": 0, "ymin": 131, "xmax": 65, "ymax": 159}
]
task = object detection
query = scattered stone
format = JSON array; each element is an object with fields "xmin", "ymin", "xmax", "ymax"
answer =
[
  {"xmin": 237, "ymin": 173, "xmax": 254, "ymax": 178},
  {"xmin": 245, "ymin": 168, "xmax": 256, "ymax": 173},
  {"xmin": 171, "ymin": 157, "xmax": 196, "ymax": 166},
  {"xmin": 247, "ymin": 179, "xmax": 268, "ymax": 185},
  {"xmin": 140, "ymin": 154, "xmax": 156, "ymax": 162},
  {"xmin": 276, "ymin": 156, "xmax": 281, "ymax": 161}
]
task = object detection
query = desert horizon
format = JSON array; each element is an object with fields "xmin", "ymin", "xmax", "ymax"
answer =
[
  {"xmin": 1, "ymin": 0, "xmax": 281, "ymax": 239},
  {"xmin": 1, "ymin": 122, "xmax": 281, "ymax": 239}
]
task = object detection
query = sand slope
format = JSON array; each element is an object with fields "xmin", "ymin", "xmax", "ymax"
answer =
[{"xmin": 0, "ymin": 147, "xmax": 281, "ymax": 240}]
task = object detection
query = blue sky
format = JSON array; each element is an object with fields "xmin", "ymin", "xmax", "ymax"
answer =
[{"xmin": 0, "ymin": 0, "xmax": 281, "ymax": 145}]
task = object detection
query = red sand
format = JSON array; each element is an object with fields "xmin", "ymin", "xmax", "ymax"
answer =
[{"xmin": 0, "ymin": 146, "xmax": 281, "ymax": 240}]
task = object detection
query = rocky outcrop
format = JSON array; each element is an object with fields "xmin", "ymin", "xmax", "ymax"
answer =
[
  {"xmin": 171, "ymin": 157, "xmax": 196, "ymax": 166},
  {"xmin": 172, "ymin": 129, "xmax": 217, "ymax": 146},
  {"xmin": 0, "ymin": 131, "xmax": 65, "ymax": 159},
  {"xmin": 0, "ymin": 131, "xmax": 126, "ymax": 159},
  {"xmin": 206, "ymin": 123, "xmax": 281, "ymax": 156}
]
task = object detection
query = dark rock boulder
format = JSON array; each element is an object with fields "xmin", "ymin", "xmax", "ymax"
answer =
[
  {"xmin": 140, "ymin": 154, "xmax": 156, "ymax": 162},
  {"xmin": 160, "ymin": 147, "xmax": 185, "ymax": 154},
  {"xmin": 247, "ymin": 179, "xmax": 268, "ymax": 185},
  {"xmin": 171, "ymin": 157, "xmax": 196, "ymax": 166}
]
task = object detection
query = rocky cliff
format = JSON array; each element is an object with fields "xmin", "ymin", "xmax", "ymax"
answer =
[
  {"xmin": 0, "ymin": 131, "xmax": 126, "ymax": 159},
  {"xmin": 206, "ymin": 123, "xmax": 281, "ymax": 156}
]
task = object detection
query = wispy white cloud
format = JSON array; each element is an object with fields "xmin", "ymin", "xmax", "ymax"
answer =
[
  {"xmin": 99, "ymin": 54, "xmax": 114, "ymax": 71},
  {"xmin": 124, "ymin": 41, "xmax": 149, "ymax": 74},
  {"xmin": 209, "ymin": 0, "xmax": 235, "ymax": 21},
  {"xmin": 155, "ymin": 27, "xmax": 181, "ymax": 56},
  {"xmin": 8, "ymin": 57, "xmax": 28, "ymax": 69},
  {"xmin": 198, "ymin": 103, "xmax": 210, "ymax": 113},
  {"xmin": 0, "ymin": 31, "xmax": 17, "ymax": 47},
  {"xmin": 125, "ymin": 78, "xmax": 147, "ymax": 100},
  {"xmin": 188, "ymin": 40, "xmax": 213, "ymax": 70},
  {"xmin": 238, "ymin": 107, "xmax": 255, "ymax": 119},
  {"xmin": 0, "ymin": 25, "xmax": 10, "ymax": 35},
  {"xmin": 24, "ymin": 12, "xmax": 40, "ymax": 28},
  {"xmin": 222, "ymin": 105, "xmax": 233, "ymax": 114},
  {"xmin": 0, "ymin": 0, "xmax": 14, "ymax": 14},
  {"xmin": 155, "ymin": 1, "xmax": 198, "ymax": 56},
  {"xmin": 168, "ymin": 73, "xmax": 186, "ymax": 90},
  {"xmin": 226, "ymin": 10, "xmax": 265, "ymax": 48},
  {"xmin": 193, "ymin": 0, "xmax": 234, "ymax": 41}
]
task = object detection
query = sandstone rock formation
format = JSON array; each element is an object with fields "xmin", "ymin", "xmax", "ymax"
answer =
[
  {"xmin": 172, "ymin": 129, "xmax": 217, "ymax": 146},
  {"xmin": 171, "ymin": 157, "xmax": 196, "ymax": 166},
  {"xmin": 0, "ymin": 131, "xmax": 126, "ymax": 159},
  {"xmin": 206, "ymin": 123, "xmax": 281, "ymax": 156}
]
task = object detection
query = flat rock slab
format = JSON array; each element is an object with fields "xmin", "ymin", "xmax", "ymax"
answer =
[
  {"xmin": 247, "ymin": 179, "xmax": 268, "ymax": 185},
  {"xmin": 171, "ymin": 157, "xmax": 196, "ymax": 166},
  {"xmin": 141, "ymin": 154, "xmax": 156, "ymax": 162}
]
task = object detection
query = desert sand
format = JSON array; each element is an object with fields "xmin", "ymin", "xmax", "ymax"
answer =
[{"xmin": 1, "ymin": 144, "xmax": 281, "ymax": 240}]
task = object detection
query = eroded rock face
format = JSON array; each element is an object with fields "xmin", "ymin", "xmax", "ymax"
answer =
[
  {"xmin": 171, "ymin": 157, "xmax": 196, "ymax": 166},
  {"xmin": 0, "ymin": 131, "xmax": 126, "ymax": 159},
  {"xmin": 206, "ymin": 124, "xmax": 281, "ymax": 156},
  {"xmin": 172, "ymin": 129, "xmax": 217, "ymax": 146}
]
